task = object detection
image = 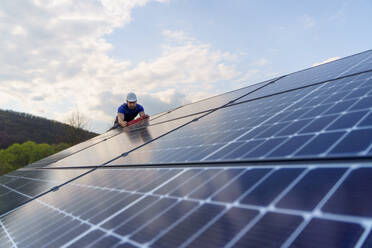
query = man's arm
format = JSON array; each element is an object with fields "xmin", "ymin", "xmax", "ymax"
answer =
[{"xmin": 117, "ymin": 113, "xmax": 127, "ymax": 127}]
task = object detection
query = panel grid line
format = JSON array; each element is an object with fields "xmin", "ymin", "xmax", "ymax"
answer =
[
  {"xmin": 281, "ymin": 166, "xmax": 355, "ymax": 247},
  {"xmin": 0, "ymin": 219, "xmax": 17, "ymax": 248},
  {"xmin": 355, "ymin": 222, "xmax": 372, "ymax": 248},
  {"xmin": 233, "ymin": 168, "xmax": 279, "ymax": 203},
  {"xmin": 269, "ymin": 168, "xmax": 311, "ymax": 208},
  {"xmin": 339, "ymin": 53, "xmax": 372, "ymax": 77},
  {"xmin": 179, "ymin": 206, "xmax": 229, "ymax": 248},
  {"xmin": 204, "ymin": 168, "xmax": 248, "ymax": 202},
  {"xmin": 321, "ymin": 113, "xmax": 372, "ymax": 157},
  {"xmin": 224, "ymin": 210, "xmax": 266, "ymax": 248}
]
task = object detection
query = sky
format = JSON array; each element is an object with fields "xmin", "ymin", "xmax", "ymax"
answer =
[{"xmin": 1, "ymin": 0, "xmax": 371, "ymax": 134}]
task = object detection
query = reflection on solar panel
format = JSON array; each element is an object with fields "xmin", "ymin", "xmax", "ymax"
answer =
[{"xmin": 0, "ymin": 50, "xmax": 372, "ymax": 247}]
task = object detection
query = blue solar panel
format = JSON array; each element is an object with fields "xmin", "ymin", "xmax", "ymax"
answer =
[
  {"xmin": 230, "ymin": 49, "xmax": 372, "ymax": 104},
  {"xmin": 26, "ymin": 128, "xmax": 121, "ymax": 168},
  {"xmin": 47, "ymin": 114, "xmax": 204, "ymax": 167},
  {"xmin": 107, "ymin": 71, "xmax": 372, "ymax": 166},
  {"xmin": 1, "ymin": 164, "xmax": 372, "ymax": 247}
]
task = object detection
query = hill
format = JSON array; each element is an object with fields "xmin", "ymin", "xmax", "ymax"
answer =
[{"xmin": 0, "ymin": 109, "xmax": 98, "ymax": 149}]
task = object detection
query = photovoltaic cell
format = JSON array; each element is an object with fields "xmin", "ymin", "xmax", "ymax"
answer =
[
  {"xmin": 276, "ymin": 168, "xmax": 347, "ymax": 211},
  {"xmin": 152, "ymin": 203, "xmax": 226, "ymax": 247},
  {"xmin": 131, "ymin": 200, "xmax": 199, "ymax": 244},
  {"xmin": 211, "ymin": 168, "xmax": 272, "ymax": 203},
  {"xmin": 113, "ymin": 198, "xmax": 177, "ymax": 236},
  {"xmin": 322, "ymin": 168, "xmax": 372, "ymax": 217},
  {"xmin": 68, "ymin": 229, "xmax": 106, "ymax": 248},
  {"xmin": 291, "ymin": 218, "xmax": 363, "ymax": 248},
  {"xmin": 187, "ymin": 168, "xmax": 244, "ymax": 200},
  {"xmin": 231, "ymin": 212, "xmax": 303, "ymax": 248},
  {"xmin": 186, "ymin": 207, "xmax": 259, "ymax": 248},
  {"xmin": 240, "ymin": 168, "xmax": 304, "ymax": 206}
]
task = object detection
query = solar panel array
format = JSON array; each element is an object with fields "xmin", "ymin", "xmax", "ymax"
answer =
[{"xmin": 1, "ymin": 49, "xmax": 372, "ymax": 248}]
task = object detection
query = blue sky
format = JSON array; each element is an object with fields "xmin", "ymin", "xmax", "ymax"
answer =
[{"xmin": 0, "ymin": 0, "xmax": 371, "ymax": 133}]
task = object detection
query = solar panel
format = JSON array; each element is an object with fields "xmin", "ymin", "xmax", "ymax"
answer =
[
  {"xmin": 108, "ymin": 71, "xmax": 372, "ymax": 166},
  {"xmin": 230, "ymin": 50, "xmax": 372, "ymax": 104},
  {"xmin": 46, "ymin": 114, "xmax": 205, "ymax": 168},
  {"xmin": 1, "ymin": 164, "xmax": 372, "ymax": 247},
  {"xmin": 26, "ymin": 128, "xmax": 122, "ymax": 168},
  {"xmin": 1, "ymin": 50, "xmax": 372, "ymax": 247}
]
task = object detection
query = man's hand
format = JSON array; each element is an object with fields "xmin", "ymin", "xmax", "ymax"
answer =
[
  {"xmin": 117, "ymin": 113, "xmax": 127, "ymax": 127},
  {"xmin": 139, "ymin": 112, "xmax": 149, "ymax": 119}
]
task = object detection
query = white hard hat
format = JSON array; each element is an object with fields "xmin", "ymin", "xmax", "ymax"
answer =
[{"xmin": 126, "ymin": 92, "xmax": 137, "ymax": 102}]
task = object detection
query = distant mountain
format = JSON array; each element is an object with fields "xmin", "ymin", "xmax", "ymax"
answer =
[{"xmin": 0, "ymin": 109, "xmax": 98, "ymax": 149}]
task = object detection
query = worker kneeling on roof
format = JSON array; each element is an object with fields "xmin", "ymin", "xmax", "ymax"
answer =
[{"xmin": 114, "ymin": 92, "xmax": 148, "ymax": 128}]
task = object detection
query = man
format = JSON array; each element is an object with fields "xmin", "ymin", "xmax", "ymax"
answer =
[{"xmin": 114, "ymin": 92, "xmax": 148, "ymax": 128}]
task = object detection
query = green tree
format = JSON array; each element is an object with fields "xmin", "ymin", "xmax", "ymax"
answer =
[
  {"xmin": 0, "ymin": 149, "xmax": 15, "ymax": 174},
  {"xmin": 30, "ymin": 143, "xmax": 54, "ymax": 163},
  {"xmin": 0, "ymin": 141, "xmax": 71, "ymax": 175}
]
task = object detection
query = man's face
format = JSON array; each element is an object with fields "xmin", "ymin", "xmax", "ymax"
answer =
[{"xmin": 127, "ymin": 101, "xmax": 137, "ymax": 109}]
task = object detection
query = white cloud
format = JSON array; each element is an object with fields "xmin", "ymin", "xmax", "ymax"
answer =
[
  {"xmin": 0, "ymin": 1, "xmax": 242, "ymax": 133},
  {"xmin": 302, "ymin": 15, "xmax": 316, "ymax": 29},
  {"xmin": 12, "ymin": 25, "xmax": 27, "ymax": 36},
  {"xmin": 329, "ymin": 2, "xmax": 348, "ymax": 21},
  {"xmin": 162, "ymin": 29, "xmax": 196, "ymax": 43},
  {"xmin": 251, "ymin": 58, "xmax": 269, "ymax": 67},
  {"xmin": 312, "ymin": 56, "xmax": 341, "ymax": 67}
]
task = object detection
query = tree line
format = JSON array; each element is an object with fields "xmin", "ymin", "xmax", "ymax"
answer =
[
  {"xmin": 0, "ymin": 109, "xmax": 97, "ymax": 149},
  {"xmin": 0, "ymin": 141, "xmax": 71, "ymax": 175}
]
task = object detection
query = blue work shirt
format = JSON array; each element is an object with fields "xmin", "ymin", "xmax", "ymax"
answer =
[{"xmin": 117, "ymin": 103, "xmax": 144, "ymax": 122}]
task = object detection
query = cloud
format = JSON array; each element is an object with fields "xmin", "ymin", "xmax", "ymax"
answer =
[
  {"xmin": 329, "ymin": 2, "xmax": 348, "ymax": 21},
  {"xmin": 301, "ymin": 15, "xmax": 316, "ymax": 29},
  {"xmin": 251, "ymin": 58, "xmax": 269, "ymax": 67},
  {"xmin": 0, "ymin": 1, "xmax": 241, "ymax": 133},
  {"xmin": 312, "ymin": 56, "xmax": 341, "ymax": 67},
  {"xmin": 162, "ymin": 29, "xmax": 196, "ymax": 44}
]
